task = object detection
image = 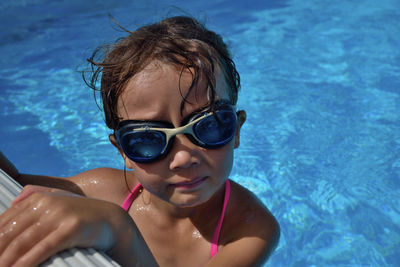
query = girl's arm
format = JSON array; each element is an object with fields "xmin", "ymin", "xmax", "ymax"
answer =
[
  {"xmin": 0, "ymin": 186, "xmax": 157, "ymax": 266},
  {"xmin": 0, "ymin": 152, "xmax": 155, "ymax": 265},
  {"xmin": 0, "ymin": 150, "xmax": 83, "ymax": 194}
]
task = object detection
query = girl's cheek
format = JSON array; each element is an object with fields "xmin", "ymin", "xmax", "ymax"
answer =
[
  {"xmin": 132, "ymin": 166, "xmax": 167, "ymax": 192},
  {"xmin": 209, "ymin": 143, "xmax": 235, "ymax": 179}
]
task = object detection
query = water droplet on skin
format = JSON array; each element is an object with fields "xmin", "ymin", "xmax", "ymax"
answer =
[
  {"xmin": 45, "ymin": 209, "xmax": 50, "ymax": 214},
  {"xmin": 192, "ymin": 229, "xmax": 202, "ymax": 239},
  {"xmin": 135, "ymin": 205, "xmax": 150, "ymax": 212},
  {"xmin": 33, "ymin": 207, "xmax": 37, "ymax": 211},
  {"xmin": 81, "ymin": 179, "xmax": 100, "ymax": 188},
  {"xmin": 12, "ymin": 221, "xmax": 16, "ymax": 225}
]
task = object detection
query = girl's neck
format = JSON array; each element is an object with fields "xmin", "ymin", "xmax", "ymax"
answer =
[{"xmin": 140, "ymin": 183, "xmax": 226, "ymax": 222}]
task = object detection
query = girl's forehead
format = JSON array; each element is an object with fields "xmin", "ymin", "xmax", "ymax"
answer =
[{"xmin": 117, "ymin": 61, "xmax": 229, "ymax": 121}]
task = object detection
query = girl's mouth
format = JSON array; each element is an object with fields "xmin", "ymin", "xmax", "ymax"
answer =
[{"xmin": 171, "ymin": 176, "xmax": 208, "ymax": 189}]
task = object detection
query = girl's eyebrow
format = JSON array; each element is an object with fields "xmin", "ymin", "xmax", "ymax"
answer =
[
  {"xmin": 115, "ymin": 106, "xmax": 210, "ymax": 128},
  {"xmin": 180, "ymin": 99, "xmax": 232, "ymax": 123},
  {"xmin": 185, "ymin": 99, "xmax": 231, "ymax": 115},
  {"xmin": 116, "ymin": 100, "xmax": 232, "ymax": 128},
  {"xmin": 189, "ymin": 104, "xmax": 211, "ymax": 115},
  {"xmin": 180, "ymin": 105, "xmax": 211, "ymax": 123}
]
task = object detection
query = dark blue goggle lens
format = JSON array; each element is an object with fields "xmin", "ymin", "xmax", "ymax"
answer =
[
  {"xmin": 120, "ymin": 130, "xmax": 166, "ymax": 162},
  {"xmin": 192, "ymin": 110, "xmax": 237, "ymax": 147},
  {"xmin": 116, "ymin": 108, "xmax": 237, "ymax": 163}
]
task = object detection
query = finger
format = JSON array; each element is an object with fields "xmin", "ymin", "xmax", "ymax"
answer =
[
  {"xmin": 12, "ymin": 223, "xmax": 77, "ymax": 267},
  {"xmin": 12, "ymin": 185, "xmax": 53, "ymax": 206},
  {"xmin": 0, "ymin": 206, "xmax": 39, "ymax": 254},
  {"xmin": 0, "ymin": 223, "xmax": 48, "ymax": 267},
  {"xmin": 1, "ymin": 191, "xmax": 46, "ymax": 231},
  {"xmin": 0, "ymin": 192, "xmax": 53, "ymax": 254},
  {"xmin": 1, "ymin": 198, "xmax": 31, "ymax": 228}
]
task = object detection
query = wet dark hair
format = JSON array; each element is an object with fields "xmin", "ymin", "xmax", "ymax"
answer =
[{"xmin": 84, "ymin": 16, "xmax": 240, "ymax": 130}]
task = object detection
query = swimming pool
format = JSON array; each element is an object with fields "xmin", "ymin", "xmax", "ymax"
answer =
[{"xmin": 0, "ymin": 0, "xmax": 399, "ymax": 266}]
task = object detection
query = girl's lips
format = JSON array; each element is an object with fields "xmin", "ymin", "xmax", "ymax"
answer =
[{"xmin": 171, "ymin": 176, "xmax": 208, "ymax": 189}]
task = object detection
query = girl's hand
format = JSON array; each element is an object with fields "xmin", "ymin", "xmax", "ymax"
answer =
[{"xmin": 0, "ymin": 185, "xmax": 137, "ymax": 267}]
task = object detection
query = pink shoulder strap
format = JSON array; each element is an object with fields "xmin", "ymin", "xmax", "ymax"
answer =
[
  {"xmin": 121, "ymin": 183, "xmax": 143, "ymax": 211},
  {"xmin": 210, "ymin": 180, "xmax": 231, "ymax": 258}
]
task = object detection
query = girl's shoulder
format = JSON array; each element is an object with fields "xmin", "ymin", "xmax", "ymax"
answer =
[
  {"xmin": 220, "ymin": 180, "xmax": 280, "ymax": 261},
  {"xmin": 228, "ymin": 180, "xmax": 279, "ymax": 232},
  {"xmin": 69, "ymin": 168, "xmax": 138, "ymax": 206}
]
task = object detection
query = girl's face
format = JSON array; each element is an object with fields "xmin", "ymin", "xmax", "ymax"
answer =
[{"xmin": 111, "ymin": 60, "xmax": 245, "ymax": 208}]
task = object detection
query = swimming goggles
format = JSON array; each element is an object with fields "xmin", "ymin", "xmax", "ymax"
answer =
[{"xmin": 115, "ymin": 104, "xmax": 237, "ymax": 163}]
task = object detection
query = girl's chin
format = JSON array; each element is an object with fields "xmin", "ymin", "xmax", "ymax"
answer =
[{"xmin": 170, "ymin": 193, "xmax": 212, "ymax": 209}]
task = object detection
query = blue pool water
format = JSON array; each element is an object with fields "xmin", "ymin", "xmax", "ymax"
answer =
[{"xmin": 1, "ymin": 0, "xmax": 399, "ymax": 266}]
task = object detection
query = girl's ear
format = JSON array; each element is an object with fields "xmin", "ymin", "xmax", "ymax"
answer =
[
  {"xmin": 234, "ymin": 110, "xmax": 246, "ymax": 149},
  {"xmin": 109, "ymin": 134, "xmax": 135, "ymax": 169}
]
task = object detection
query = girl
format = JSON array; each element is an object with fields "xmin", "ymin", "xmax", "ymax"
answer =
[{"xmin": 0, "ymin": 16, "xmax": 279, "ymax": 266}]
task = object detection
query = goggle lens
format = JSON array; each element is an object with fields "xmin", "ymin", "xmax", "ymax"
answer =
[
  {"xmin": 120, "ymin": 130, "xmax": 166, "ymax": 162},
  {"xmin": 193, "ymin": 110, "xmax": 236, "ymax": 146}
]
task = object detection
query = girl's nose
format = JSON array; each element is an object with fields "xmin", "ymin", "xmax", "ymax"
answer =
[{"xmin": 169, "ymin": 135, "xmax": 201, "ymax": 170}]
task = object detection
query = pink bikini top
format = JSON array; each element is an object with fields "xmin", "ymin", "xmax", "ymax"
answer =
[{"xmin": 121, "ymin": 179, "xmax": 231, "ymax": 258}]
